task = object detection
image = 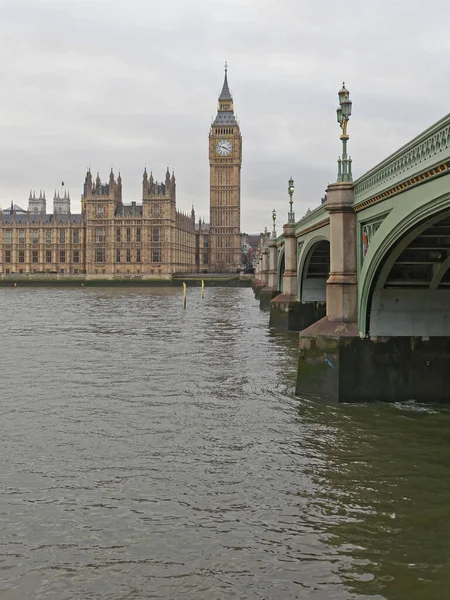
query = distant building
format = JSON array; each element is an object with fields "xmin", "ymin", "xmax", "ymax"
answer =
[
  {"xmin": 0, "ymin": 169, "xmax": 209, "ymax": 276},
  {"xmin": 0, "ymin": 67, "xmax": 247, "ymax": 276}
]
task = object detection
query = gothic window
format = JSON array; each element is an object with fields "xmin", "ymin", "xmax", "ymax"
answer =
[
  {"xmin": 152, "ymin": 226, "xmax": 161, "ymax": 263},
  {"xmin": 97, "ymin": 206, "xmax": 104, "ymax": 217},
  {"xmin": 73, "ymin": 250, "xmax": 79, "ymax": 264},
  {"xmin": 32, "ymin": 231, "xmax": 39, "ymax": 244},
  {"xmin": 126, "ymin": 227, "xmax": 131, "ymax": 242},
  {"xmin": 153, "ymin": 205, "xmax": 160, "ymax": 217},
  {"xmin": 46, "ymin": 250, "xmax": 52, "ymax": 263},
  {"xmin": 73, "ymin": 229, "xmax": 79, "ymax": 244},
  {"xmin": 95, "ymin": 248, "xmax": 105, "ymax": 263},
  {"xmin": 152, "ymin": 227, "xmax": 161, "ymax": 243},
  {"xmin": 60, "ymin": 230, "xmax": 65, "ymax": 244},
  {"xmin": 126, "ymin": 248, "xmax": 131, "ymax": 263},
  {"xmin": 5, "ymin": 230, "xmax": 11, "ymax": 244},
  {"xmin": 116, "ymin": 249, "xmax": 121, "ymax": 263},
  {"xmin": 32, "ymin": 250, "xmax": 38, "ymax": 263},
  {"xmin": 59, "ymin": 250, "xmax": 65, "ymax": 263},
  {"xmin": 116, "ymin": 228, "xmax": 121, "ymax": 242},
  {"xmin": 96, "ymin": 228, "xmax": 105, "ymax": 244},
  {"xmin": 5, "ymin": 250, "xmax": 11, "ymax": 263},
  {"xmin": 136, "ymin": 249, "xmax": 141, "ymax": 263},
  {"xmin": 19, "ymin": 230, "xmax": 25, "ymax": 243},
  {"xmin": 136, "ymin": 228, "xmax": 141, "ymax": 242},
  {"xmin": 18, "ymin": 250, "xmax": 25, "ymax": 263},
  {"xmin": 46, "ymin": 231, "xmax": 52, "ymax": 245}
]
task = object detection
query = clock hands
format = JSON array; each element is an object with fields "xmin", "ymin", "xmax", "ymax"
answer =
[{"xmin": 216, "ymin": 139, "xmax": 232, "ymax": 156}]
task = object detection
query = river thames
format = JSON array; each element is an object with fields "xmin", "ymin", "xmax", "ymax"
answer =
[{"xmin": 1, "ymin": 286, "xmax": 449, "ymax": 599}]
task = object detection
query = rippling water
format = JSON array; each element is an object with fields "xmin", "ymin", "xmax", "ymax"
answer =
[{"xmin": 1, "ymin": 286, "xmax": 450, "ymax": 599}]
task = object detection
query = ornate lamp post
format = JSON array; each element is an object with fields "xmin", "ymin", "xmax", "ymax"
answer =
[
  {"xmin": 288, "ymin": 177, "xmax": 295, "ymax": 223},
  {"xmin": 336, "ymin": 82, "xmax": 353, "ymax": 182},
  {"xmin": 272, "ymin": 208, "xmax": 277, "ymax": 238}
]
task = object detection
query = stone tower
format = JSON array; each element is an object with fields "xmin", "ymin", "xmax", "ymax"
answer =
[
  {"xmin": 28, "ymin": 190, "xmax": 46, "ymax": 214},
  {"xmin": 209, "ymin": 64, "xmax": 242, "ymax": 272},
  {"xmin": 53, "ymin": 189, "xmax": 71, "ymax": 214}
]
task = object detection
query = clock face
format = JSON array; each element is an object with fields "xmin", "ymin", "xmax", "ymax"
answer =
[{"xmin": 216, "ymin": 139, "xmax": 232, "ymax": 156}]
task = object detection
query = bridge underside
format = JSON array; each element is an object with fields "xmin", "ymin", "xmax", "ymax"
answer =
[
  {"xmin": 302, "ymin": 240, "xmax": 329, "ymax": 303},
  {"xmin": 370, "ymin": 212, "xmax": 450, "ymax": 336}
]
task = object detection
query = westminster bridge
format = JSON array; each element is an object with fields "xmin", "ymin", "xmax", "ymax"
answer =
[{"xmin": 254, "ymin": 92, "xmax": 450, "ymax": 403}]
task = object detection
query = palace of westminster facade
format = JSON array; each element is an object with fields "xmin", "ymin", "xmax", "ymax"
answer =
[{"xmin": 0, "ymin": 68, "xmax": 242, "ymax": 276}]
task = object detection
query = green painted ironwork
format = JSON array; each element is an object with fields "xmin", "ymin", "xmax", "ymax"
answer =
[
  {"xmin": 336, "ymin": 83, "xmax": 353, "ymax": 183},
  {"xmin": 354, "ymin": 113, "xmax": 450, "ymax": 205}
]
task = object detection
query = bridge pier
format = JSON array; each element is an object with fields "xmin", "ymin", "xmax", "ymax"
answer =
[
  {"xmin": 271, "ymin": 223, "xmax": 302, "ymax": 329},
  {"xmin": 297, "ymin": 181, "xmax": 361, "ymax": 398},
  {"xmin": 270, "ymin": 300, "xmax": 326, "ymax": 331},
  {"xmin": 252, "ymin": 253, "xmax": 266, "ymax": 299},
  {"xmin": 297, "ymin": 335, "xmax": 450, "ymax": 402},
  {"xmin": 260, "ymin": 238, "xmax": 279, "ymax": 309}
]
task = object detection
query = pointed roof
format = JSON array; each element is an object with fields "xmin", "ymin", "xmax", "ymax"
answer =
[
  {"xmin": 3, "ymin": 203, "xmax": 26, "ymax": 214},
  {"xmin": 213, "ymin": 62, "xmax": 237, "ymax": 127},
  {"xmin": 219, "ymin": 62, "xmax": 232, "ymax": 101}
]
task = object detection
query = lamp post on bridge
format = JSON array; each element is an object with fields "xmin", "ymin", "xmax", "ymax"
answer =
[
  {"xmin": 318, "ymin": 81, "xmax": 357, "ymax": 327},
  {"xmin": 288, "ymin": 177, "xmax": 295, "ymax": 223},
  {"xmin": 336, "ymin": 83, "xmax": 353, "ymax": 182},
  {"xmin": 260, "ymin": 227, "xmax": 269, "ymax": 287},
  {"xmin": 268, "ymin": 178, "xmax": 300, "ymax": 325}
]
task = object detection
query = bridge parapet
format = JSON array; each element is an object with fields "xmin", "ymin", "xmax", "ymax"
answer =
[
  {"xmin": 294, "ymin": 203, "xmax": 328, "ymax": 236},
  {"xmin": 354, "ymin": 113, "xmax": 450, "ymax": 208}
]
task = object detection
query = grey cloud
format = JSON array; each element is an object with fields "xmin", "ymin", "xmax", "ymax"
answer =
[{"xmin": 0, "ymin": 0, "xmax": 449, "ymax": 232}]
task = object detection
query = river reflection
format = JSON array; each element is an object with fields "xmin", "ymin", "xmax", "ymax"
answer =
[{"xmin": 0, "ymin": 286, "xmax": 449, "ymax": 599}]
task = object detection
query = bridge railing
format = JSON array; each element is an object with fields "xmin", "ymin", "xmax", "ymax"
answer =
[
  {"xmin": 294, "ymin": 203, "xmax": 328, "ymax": 235},
  {"xmin": 354, "ymin": 113, "xmax": 450, "ymax": 206}
]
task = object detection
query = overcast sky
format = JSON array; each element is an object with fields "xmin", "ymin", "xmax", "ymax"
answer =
[{"xmin": 0, "ymin": 0, "xmax": 448, "ymax": 233}]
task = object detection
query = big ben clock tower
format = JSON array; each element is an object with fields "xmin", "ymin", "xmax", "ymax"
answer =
[{"xmin": 209, "ymin": 63, "xmax": 242, "ymax": 272}]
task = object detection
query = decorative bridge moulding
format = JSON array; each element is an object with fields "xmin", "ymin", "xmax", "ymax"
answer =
[
  {"xmin": 354, "ymin": 162, "xmax": 450, "ymax": 212},
  {"xmin": 354, "ymin": 113, "xmax": 450, "ymax": 207},
  {"xmin": 361, "ymin": 217, "xmax": 385, "ymax": 261},
  {"xmin": 295, "ymin": 218, "xmax": 330, "ymax": 238}
]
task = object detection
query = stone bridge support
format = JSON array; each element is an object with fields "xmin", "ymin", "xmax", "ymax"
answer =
[
  {"xmin": 297, "ymin": 182, "xmax": 361, "ymax": 399},
  {"xmin": 270, "ymin": 223, "xmax": 303, "ymax": 329},
  {"xmin": 260, "ymin": 238, "xmax": 279, "ymax": 309},
  {"xmin": 253, "ymin": 247, "xmax": 268, "ymax": 299}
]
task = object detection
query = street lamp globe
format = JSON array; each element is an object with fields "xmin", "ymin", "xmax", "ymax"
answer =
[
  {"xmin": 288, "ymin": 177, "xmax": 295, "ymax": 196},
  {"xmin": 341, "ymin": 94, "xmax": 352, "ymax": 118},
  {"xmin": 338, "ymin": 82, "xmax": 348, "ymax": 105}
]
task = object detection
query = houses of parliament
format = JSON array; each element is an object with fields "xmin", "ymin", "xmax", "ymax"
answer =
[{"xmin": 0, "ymin": 67, "xmax": 242, "ymax": 277}]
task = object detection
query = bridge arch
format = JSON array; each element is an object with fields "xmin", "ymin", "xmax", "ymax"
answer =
[
  {"xmin": 358, "ymin": 186, "xmax": 450, "ymax": 336},
  {"xmin": 297, "ymin": 236, "xmax": 330, "ymax": 303}
]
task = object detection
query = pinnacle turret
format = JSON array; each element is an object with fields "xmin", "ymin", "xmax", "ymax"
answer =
[{"xmin": 219, "ymin": 61, "xmax": 232, "ymax": 102}]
